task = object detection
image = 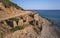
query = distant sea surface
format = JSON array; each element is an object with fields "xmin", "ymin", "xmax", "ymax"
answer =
[{"xmin": 35, "ymin": 10, "xmax": 60, "ymax": 28}]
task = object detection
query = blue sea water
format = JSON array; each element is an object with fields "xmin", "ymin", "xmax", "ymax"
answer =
[{"xmin": 35, "ymin": 10, "xmax": 60, "ymax": 28}]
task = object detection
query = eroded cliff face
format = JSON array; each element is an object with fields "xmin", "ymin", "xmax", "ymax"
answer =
[
  {"xmin": 0, "ymin": 0, "xmax": 60, "ymax": 38},
  {"xmin": 3, "ymin": 15, "xmax": 60, "ymax": 38},
  {"xmin": 0, "ymin": 12, "xmax": 60, "ymax": 38}
]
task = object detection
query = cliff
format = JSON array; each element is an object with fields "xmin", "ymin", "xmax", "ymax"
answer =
[{"xmin": 0, "ymin": 0, "xmax": 60, "ymax": 38}]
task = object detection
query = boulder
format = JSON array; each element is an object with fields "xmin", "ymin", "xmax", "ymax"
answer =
[
  {"xmin": 34, "ymin": 14, "xmax": 39, "ymax": 21},
  {"xmin": 13, "ymin": 21, "xmax": 17, "ymax": 28},
  {"xmin": 18, "ymin": 19, "xmax": 23, "ymax": 26}
]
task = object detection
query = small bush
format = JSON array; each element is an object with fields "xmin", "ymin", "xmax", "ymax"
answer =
[
  {"xmin": 10, "ymin": 26, "xmax": 24, "ymax": 32},
  {"xmin": 0, "ymin": 0, "xmax": 24, "ymax": 10},
  {"xmin": 9, "ymin": 18, "xmax": 19, "ymax": 22},
  {"xmin": 0, "ymin": 21, "xmax": 4, "ymax": 24}
]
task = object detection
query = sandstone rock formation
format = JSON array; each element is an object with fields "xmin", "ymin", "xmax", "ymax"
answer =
[
  {"xmin": 0, "ymin": 0, "xmax": 60, "ymax": 38},
  {"xmin": 13, "ymin": 21, "xmax": 17, "ymax": 28}
]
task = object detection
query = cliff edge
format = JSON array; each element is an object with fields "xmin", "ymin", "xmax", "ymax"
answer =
[{"xmin": 0, "ymin": 0, "xmax": 60, "ymax": 38}]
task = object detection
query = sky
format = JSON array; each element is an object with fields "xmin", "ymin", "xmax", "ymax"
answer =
[{"xmin": 10, "ymin": 0, "xmax": 60, "ymax": 10}]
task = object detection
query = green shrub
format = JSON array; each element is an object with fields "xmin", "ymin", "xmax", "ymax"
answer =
[
  {"xmin": 0, "ymin": 0, "xmax": 24, "ymax": 10},
  {"xmin": 9, "ymin": 18, "xmax": 19, "ymax": 22},
  {"xmin": 0, "ymin": 21, "xmax": 4, "ymax": 24},
  {"xmin": 10, "ymin": 26, "xmax": 24, "ymax": 32}
]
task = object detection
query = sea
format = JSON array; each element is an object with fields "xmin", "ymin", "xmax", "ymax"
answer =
[{"xmin": 35, "ymin": 10, "xmax": 60, "ymax": 28}]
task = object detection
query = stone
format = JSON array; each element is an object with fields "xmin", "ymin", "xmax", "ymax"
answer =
[
  {"xmin": 3, "ymin": 21, "xmax": 12, "ymax": 29},
  {"xmin": 18, "ymin": 19, "xmax": 23, "ymax": 26},
  {"xmin": 13, "ymin": 21, "xmax": 17, "ymax": 28},
  {"xmin": 34, "ymin": 14, "xmax": 39, "ymax": 21},
  {"xmin": 23, "ymin": 15, "xmax": 34, "ymax": 25},
  {"xmin": 0, "ymin": 3, "xmax": 5, "ymax": 9},
  {"xmin": 4, "ymin": 21, "xmax": 8, "ymax": 25}
]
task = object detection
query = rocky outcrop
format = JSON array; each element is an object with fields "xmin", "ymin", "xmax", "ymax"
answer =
[
  {"xmin": 13, "ymin": 21, "xmax": 17, "ymax": 28},
  {"xmin": 4, "ymin": 15, "xmax": 60, "ymax": 38},
  {"xmin": 18, "ymin": 19, "xmax": 23, "ymax": 26},
  {"xmin": 0, "ymin": 0, "xmax": 60, "ymax": 38},
  {"xmin": 0, "ymin": 12, "xmax": 59, "ymax": 38},
  {"xmin": 0, "ymin": 8, "xmax": 60, "ymax": 38}
]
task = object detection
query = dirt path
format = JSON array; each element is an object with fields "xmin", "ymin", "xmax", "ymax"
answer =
[{"xmin": 0, "ymin": 11, "xmax": 32, "ymax": 21}]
